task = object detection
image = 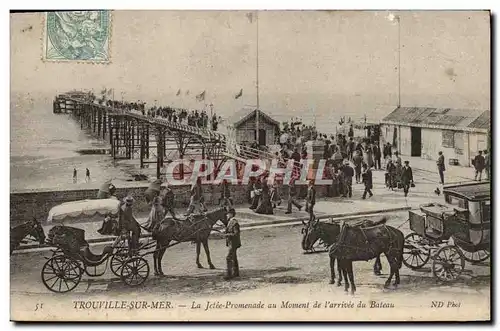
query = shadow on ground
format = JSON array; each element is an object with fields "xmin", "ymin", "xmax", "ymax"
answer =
[{"xmin": 104, "ymin": 266, "xmax": 307, "ymax": 295}]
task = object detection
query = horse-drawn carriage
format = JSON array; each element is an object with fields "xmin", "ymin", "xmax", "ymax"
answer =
[
  {"xmin": 41, "ymin": 198, "xmax": 148, "ymax": 293},
  {"xmin": 402, "ymin": 182, "xmax": 490, "ymax": 282},
  {"xmin": 41, "ymin": 198, "xmax": 231, "ymax": 293}
]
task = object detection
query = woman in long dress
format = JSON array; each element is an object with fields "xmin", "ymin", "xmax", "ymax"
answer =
[
  {"xmin": 249, "ymin": 178, "xmax": 262, "ymax": 210},
  {"xmin": 255, "ymin": 177, "xmax": 274, "ymax": 215}
]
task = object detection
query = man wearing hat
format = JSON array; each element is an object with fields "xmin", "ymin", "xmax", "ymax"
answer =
[
  {"xmin": 305, "ymin": 179, "xmax": 316, "ymax": 222},
  {"xmin": 97, "ymin": 180, "xmax": 116, "ymax": 199},
  {"xmin": 145, "ymin": 179, "xmax": 162, "ymax": 205},
  {"xmin": 401, "ymin": 161, "xmax": 414, "ymax": 197},
  {"xmin": 342, "ymin": 159, "xmax": 354, "ymax": 198},
  {"xmin": 185, "ymin": 177, "xmax": 206, "ymax": 216},
  {"xmin": 161, "ymin": 183, "xmax": 176, "ymax": 218},
  {"xmin": 119, "ymin": 195, "xmax": 141, "ymax": 255},
  {"xmin": 361, "ymin": 163, "xmax": 373, "ymax": 199},
  {"xmin": 223, "ymin": 208, "xmax": 241, "ymax": 280},
  {"xmin": 144, "ymin": 196, "xmax": 164, "ymax": 233},
  {"xmin": 285, "ymin": 179, "xmax": 302, "ymax": 214}
]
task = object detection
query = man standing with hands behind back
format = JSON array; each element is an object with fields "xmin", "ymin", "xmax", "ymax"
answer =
[
  {"xmin": 437, "ymin": 151, "xmax": 445, "ymax": 184},
  {"xmin": 223, "ymin": 208, "xmax": 240, "ymax": 280}
]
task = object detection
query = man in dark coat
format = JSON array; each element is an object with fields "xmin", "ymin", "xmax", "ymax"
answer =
[
  {"xmin": 473, "ymin": 151, "xmax": 485, "ymax": 181},
  {"xmin": 305, "ymin": 180, "xmax": 316, "ymax": 222},
  {"xmin": 223, "ymin": 209, "xmax": 241, "ymax": 280},
  {"xmin": 436, "ymin": 151, "xmax": 446, "ymax": 184},
  {"xmin": 352, "ymin": 150, "xmax": 363, "ymax": 184},
  {"xmin": 372, "ymin": 143, "xmax": 382, "ymax": 170},
  {"xmin": 484, "ymin": 150, "xmax": 490, "ymax": 181},
  {"xmin": 285, "ymin": 179, "xmax": 302, "ymax": 214},
  {"xmin": 219, "ymin": 179, "xmax": 233, "ymax": 208},
  {"xmin": 347, "ymin": 137, "xmax": 356, "ymax": 160},
  {"xmin": 385, "ymin": 159, "xmax": 397, "ymax": 190},
  {"xmin": 161, "ymin": 184, "xmax": 176, "ymax": 218},
  {"xmin": 401, "ymin": 161, "xmax": 414, "ymax": 197},
  {"xmin": 361, "ymin": 163, "xmax": 373, "ymax": 199},
  {"xmin": 342, "ymin": 160, "xmax": 354, "ymax": 198},
  {"xmin": 119, "ymin": 196, "xmax": 141, "ymax": 256},
  {"xmin": 383, "ymin": 143, "xmax": 392, "ymax": 166}
]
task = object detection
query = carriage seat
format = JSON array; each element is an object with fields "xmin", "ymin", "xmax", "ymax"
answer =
[
  {"xmin": 78, "ymin": 245, "xmax": 114, "ymax": 265},
  {"xmin": 424, "ymin": 228, "xmax": 443, "ymax": 239}
]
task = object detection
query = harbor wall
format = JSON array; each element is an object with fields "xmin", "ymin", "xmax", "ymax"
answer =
[{"xmin": 11, "ymin": 183, "xmax": 331, "ymax": 226}]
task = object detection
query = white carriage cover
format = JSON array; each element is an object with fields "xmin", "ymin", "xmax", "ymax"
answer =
[{"xmin": 47, "ymin": 198, "xmax": 121, "ymax": 223}]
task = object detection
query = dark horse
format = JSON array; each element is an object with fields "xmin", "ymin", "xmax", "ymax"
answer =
[
  {"xmin": 301, "ymin": 218, "xmax": 383, "ymax": 286},
  {"xmin": 97, "ymin": 207, "xmax": 231, "ymax": 276},
  {"xmin": 151, "ymin": 207, "xmax": 230, "ymax": 276},
  {"xmin": 302, "ymin": 217, "xmax": 404, "ymax": 293},
  {"xmin": 10, "ymin": 218, "xmax": 46, "ymax": 254}
]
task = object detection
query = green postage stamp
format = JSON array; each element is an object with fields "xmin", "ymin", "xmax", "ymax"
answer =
[{"xmin": 43, "ymin": 11, "xmax": 111, "ymax": 63}]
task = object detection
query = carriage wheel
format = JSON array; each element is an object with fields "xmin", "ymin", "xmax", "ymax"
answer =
[
  {"xmin": 402, "ymin": 233, "xmax": 430, "ymax": 269},
  {"xmin": 120, "ymin": 257, "xmax": 150, "ymax": 287},
  {"xmin": 432, "ymin": 245, "xmax": 465, "ymax": 282},
  {"xmin": 110, "ymin": 250, "xmax": 129, "ymax": 277},
  {"xmin": 41, "ymin": 255, "xmax": 82, "ymax": 293},
  {"xmin": 458, "ymin": 248, "xmax": 490, "ymax": 263}
]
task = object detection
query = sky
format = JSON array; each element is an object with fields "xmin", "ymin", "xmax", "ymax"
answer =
[{"xmin": 10, "ymin": 10, "xmax": 490, "ymax": 123}]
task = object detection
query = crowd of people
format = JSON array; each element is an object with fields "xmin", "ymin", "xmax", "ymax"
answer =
[{"xmin": 90, "ymin": 93, "xmax": 222, "ymax": 132}]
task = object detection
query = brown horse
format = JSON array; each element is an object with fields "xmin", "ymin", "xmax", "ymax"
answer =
[
  {"xmin": 10, "ymin": 218, "xmax": 46, "ymax": 255},
  {"xmin": 328, "ymin": 220, "xmax": 404, "ymax": 293},
  {"xmin": 301, "ymin": 218, "xmax": 383, "ymax": 286},
  {"xmin": 152, "ymin": 207, "xmax": 231, "ymax": 276}
]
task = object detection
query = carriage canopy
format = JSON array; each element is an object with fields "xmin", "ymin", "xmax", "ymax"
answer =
[{"xmin": 47, "ymin": 199, "xmax": 121, "ymax": 223}]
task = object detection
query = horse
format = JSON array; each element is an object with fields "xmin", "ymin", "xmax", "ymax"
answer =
[
  {"xmin": 301, "ymin": 218, "xmax": 383, "ymax": 287},
  {"xmin": 10, "ymin": 218, "xmax": 46, "ymax": 255},
  {"xmin": 311, "ymin": 218, "xmax": 404, "ymax": 294},
  {"xmin": 151, "ymin": 206, "xmax": 231, "ymax": 276},
  {"xmin": 97, "ymin": 206, "xmax": 232, "ymax": 276}
]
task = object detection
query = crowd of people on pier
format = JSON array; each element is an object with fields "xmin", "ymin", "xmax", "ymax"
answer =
[{"xmin": 91, "ymin": 93, "xmax": 223, "ymax": 132}]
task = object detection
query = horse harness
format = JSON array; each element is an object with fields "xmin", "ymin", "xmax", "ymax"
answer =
[{"xmin": 330, "ymin": 222, "xmax": 394, "ymax": 259}]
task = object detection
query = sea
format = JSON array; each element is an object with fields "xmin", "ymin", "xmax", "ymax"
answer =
[{"xmin": 10, "ymin": 91, "xmax": 397, "ymax": 192}]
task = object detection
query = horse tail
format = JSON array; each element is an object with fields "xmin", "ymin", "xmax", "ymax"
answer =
[{"xmin": 394, "ymin": 226, "xmax": 405, "ymax": 269}]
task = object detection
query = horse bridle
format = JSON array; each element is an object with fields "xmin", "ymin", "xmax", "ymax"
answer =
[{"xmin": 302, "ymin": 219, "xmax": 328, "ymax": 252}]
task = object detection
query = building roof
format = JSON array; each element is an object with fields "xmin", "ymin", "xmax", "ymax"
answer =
[
  {"xmin": 467, "ymin": 110, "xmax": 490, "ymax": 130},
  {"xmin": 381, "ymin": 107, "xmax": 488, "ymax": 133},
  {"xmin": 230, "ymin": 106, "xmax": 280, "ymax": 129},
  {"xmin": 443, "ymin": 182, "xmax": 490, "ymax": 201}
]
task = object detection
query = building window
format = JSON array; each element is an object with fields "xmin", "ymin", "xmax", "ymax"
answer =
[{"xmin": 442, "ymin": 130, "xmax": 455, "ymax": 148}]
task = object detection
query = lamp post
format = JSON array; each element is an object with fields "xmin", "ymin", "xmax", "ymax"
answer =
[
  {"xmin": 255, "ymin": 11, "xmax": 260, "ymax": 145},
  {"xmin": 388, "ymin": 13, "xmax": 401, "ymax": 108}
]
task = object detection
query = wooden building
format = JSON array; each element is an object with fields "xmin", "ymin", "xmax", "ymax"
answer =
[
  {"xmin": 229, "ymin": 106, "xmax": 280, "ymax": 146},
  {"xmin": 380, "ymin": 107, "xmax": 490, "ymax": 167}
]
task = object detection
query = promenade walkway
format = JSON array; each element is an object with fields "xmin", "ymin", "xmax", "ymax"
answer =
[
  {"xmin": 16, "ymin": 167, "xmax": 449, "ymax": 252},
  {"xmin": 404, "ymin": 155, "xmax": 477, "ymax": 182}
]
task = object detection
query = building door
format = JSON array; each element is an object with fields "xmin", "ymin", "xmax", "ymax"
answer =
[
  {"xmin": 259, "ymin": 129, "xmax": 266, "ymax": 146},
  {"xmin": 410, "ymin": 127, "xmax": 422, "ymax": 157}
]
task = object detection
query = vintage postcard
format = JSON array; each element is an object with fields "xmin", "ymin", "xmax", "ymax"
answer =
[{"xmin": 10, "ymin": 10, "xmax": 491, "ymax": 322}]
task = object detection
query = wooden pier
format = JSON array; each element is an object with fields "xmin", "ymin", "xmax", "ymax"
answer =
[{"xmin": 53, "ymin": 93, "xmax": 232, "ymax": 180}]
